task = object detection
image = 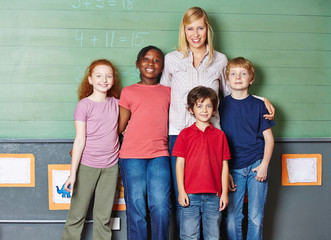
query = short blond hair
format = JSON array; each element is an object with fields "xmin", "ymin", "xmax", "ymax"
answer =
[
  {"xmin": 226, "ymin": 57, "xmax": 255, "ymax": 82},
  {"xmin": 177, "ymin": 7, "xmax": 214, "ymax": 64}
]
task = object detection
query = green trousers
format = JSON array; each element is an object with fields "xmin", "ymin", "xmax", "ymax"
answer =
[{"xmin": 62, "ymin": 163, "xmax": 118, "ymax": 240}]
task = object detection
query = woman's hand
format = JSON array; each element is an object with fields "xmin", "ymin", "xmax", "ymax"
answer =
[{"xmin": 263, "ymin": 97, "xmax": 275, "ymax": 120}]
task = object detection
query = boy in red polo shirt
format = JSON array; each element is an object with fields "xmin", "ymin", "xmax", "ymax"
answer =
[{"xmin": 173, "ymin": 86, "xmax": 231, "ymax": 240}]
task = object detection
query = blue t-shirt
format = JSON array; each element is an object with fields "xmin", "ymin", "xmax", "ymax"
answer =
[{"xmin": 219, "ymin": 95, "xmax": 275, "ymax": 169}]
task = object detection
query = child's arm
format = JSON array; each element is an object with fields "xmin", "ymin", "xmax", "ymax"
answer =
[
  {"xmin": 118, "ymin": 106, "xmax": 131, "ymax": 134},
  {"xmin": 64, "ymin": 121, "xmax": 86, "ymax": 193},
  {"xmin": 252, "ymin": 128, "xmax": 274, "ymax": 181},
  {"xmin": 176, "ymin": 156, "xmax": 189, "ymax": 207},
  {"xmin": 219, "ymin": 160, "xmax": 229, "ymax": 211}
]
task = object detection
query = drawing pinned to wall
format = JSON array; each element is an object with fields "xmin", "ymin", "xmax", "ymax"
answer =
[
  {"xmin": 0, "ymin": 154, "xmax": 35, "ymax": 187},
  {"xmin": 282, "ymin": 154, "xmax": 322, "ymax": 186},
  {"xmin": 48, "ymin": 164, "xmax": 71, "ymax": 210},
  {"xmin": 48, "ymin": 164, "xmax": 126, "ymax": 210},
  {"xmin": 113, "ymin": 172, "xmax": 126, "ymax": 211}
]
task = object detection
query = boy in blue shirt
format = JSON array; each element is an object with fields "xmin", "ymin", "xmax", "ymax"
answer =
[{"xmin": 219, "ymin": 57, "xmax": 275, "ymax": 240}]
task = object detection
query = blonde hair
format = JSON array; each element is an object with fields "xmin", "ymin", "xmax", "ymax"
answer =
[
  {"xmin": 226, "ymin": 57, "xmax": 255, "ymax": 82},
  {"xmin": 178, "ymin": 7, "xmax": 214, "ymax": 64},
  {"xmin": 78, "ymin": 59, "xmax": 121, "ymax": 100}
]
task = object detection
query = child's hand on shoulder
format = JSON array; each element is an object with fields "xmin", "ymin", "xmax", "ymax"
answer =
[
  {"xmin": 219, "ymin": 193, "xmax": 229, "ymax": 211},
  {"xmin": 228, "ymin": 174, "xmax": 237, "ymax": 192},
  {"xmin": 252, "ymin": 161, "xmax": 269, "ymax": 182},
  {"xmin": 178, "ymin": 191, "xmax": 190, "ymax": 207}
]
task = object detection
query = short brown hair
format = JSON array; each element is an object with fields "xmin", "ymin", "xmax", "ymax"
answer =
[
  {"xmin": 226, "ymin": 57, "xmax": 255, "ymax": 82},
  {"xmin": 187, "ymin": 86, "xmax": 218, "ymax": 112},
  {"xmin": 78, "ymin": 59, "xmax": 121, "ymax": 100}
]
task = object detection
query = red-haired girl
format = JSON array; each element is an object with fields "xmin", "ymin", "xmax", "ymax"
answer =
[{"xmin": 62, "ymin": 59, "xmax": 121, "ymax": 240}]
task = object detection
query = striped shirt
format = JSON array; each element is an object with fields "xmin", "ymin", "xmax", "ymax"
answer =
[{"xmin": 160, "ymin": 49, "xmax": 231, "ymax": 135}]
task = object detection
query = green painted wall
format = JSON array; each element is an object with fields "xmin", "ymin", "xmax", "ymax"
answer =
[{"xmin": 0, "ymin": 0, "xmax": 330, "ymax": 138}]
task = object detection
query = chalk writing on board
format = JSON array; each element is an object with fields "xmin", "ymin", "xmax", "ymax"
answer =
[
  {"xmin": 121, "ymin": 68, "xmax": 140, "ymax": 81},
  {"xmin": 74, "ymin": 67, "xmax": 84, "ymax": 83},
  {"xmin": 75, "ymin": 30, "xmax": 150, "ymax": 48},
  {"xmin": 72, "ymin": 0, "xmax": 135, "ymax": 10}
]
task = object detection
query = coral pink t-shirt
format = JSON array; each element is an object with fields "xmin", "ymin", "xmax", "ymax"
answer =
[
  {"xmin": 74, "ymin": 97, "xmax": 119, "ymax": 168},
  {"xmin": 119, "ymin": 84, "xmax": 170, "ymax": 159}
]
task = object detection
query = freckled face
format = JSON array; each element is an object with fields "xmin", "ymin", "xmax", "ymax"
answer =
[
  {"xmin": 88, "ymin": 65, "xmax": 114, "ymax": 94},
  {"xmin": 227, "ymin": 67, "xmax": 254, "ymax": 91},
  {"xmin": 184, "ymin": 18, "xmax": 207, "ymax": 51}
]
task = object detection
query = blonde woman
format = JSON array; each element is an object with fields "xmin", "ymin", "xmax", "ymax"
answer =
[{"xmin": 160, "ymin": 7, "xmax": 275, "ymax": 238}]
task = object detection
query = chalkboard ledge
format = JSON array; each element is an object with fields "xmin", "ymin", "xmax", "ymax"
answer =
[
  {"xmin": 0, "ymin": 138, "xmax": 74, "ymax": 143},
  {"xmin": 0, "ymin": 138, "xmax": 331, "ymax": 143}
]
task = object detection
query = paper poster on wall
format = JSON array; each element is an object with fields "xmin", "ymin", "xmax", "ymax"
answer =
[
  {"xmin": 113, "ymin": 173, "xmax": 126, "ymax": 211},
  {"xmin": 48, "ymin": 164, "xmax": 72, "ymax": 210},
  {"xmin": 48, "ymin": 164, "xmax": 126, "ymax": 211},
  {"xmin": 0, "ymin": 154, "xmax": 35, "ymax": 187},
  {"xmin": 282, "ymin": 154, "xmax": 322, "ymax": 186}
]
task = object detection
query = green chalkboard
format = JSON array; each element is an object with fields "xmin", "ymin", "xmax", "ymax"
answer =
[{"xmin": 0, "ymin": 0, "xmax": 330, "ymax": 138}]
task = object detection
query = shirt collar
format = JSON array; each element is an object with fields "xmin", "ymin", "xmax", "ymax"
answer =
[
  {"xmin": 188, "ymin": 44, "xmax": 210, "ymax": 64},
  {"xmin": 189, "ymin": 122, "xmax": 215, "ymax": 132}
]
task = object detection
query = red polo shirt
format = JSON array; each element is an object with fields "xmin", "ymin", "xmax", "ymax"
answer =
[{"xmin": 172, "ymin": 123, "xmax": 231, "ymax": 196}]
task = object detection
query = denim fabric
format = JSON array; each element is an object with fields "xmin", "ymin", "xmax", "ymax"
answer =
[
  {"xmin": 169, "ymin": 135, "xmax": 182, "ymax": 238},
  {"xmin": 180, "ymin": 193, "xmax": 222, "ymax": 240},
  {"xmin": 119, "ymin": 156, "xmax": 171, "ymax": 240},
  {"xmin": 226, "ymin": 159, "xmax": 268, "ymax": 240}
]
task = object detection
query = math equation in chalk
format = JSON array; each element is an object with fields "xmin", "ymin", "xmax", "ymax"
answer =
[
  {"xmin": 75, "ymin": 31, "xmax": 150, "ymax": 48},
  {"xmin": 72, "ymin": 0, "xmax": 135, "ymax": 10}
]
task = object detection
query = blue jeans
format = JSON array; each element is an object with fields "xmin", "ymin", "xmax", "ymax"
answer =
[
  {"xmin": 226, "ymin": 159, "xmax": 268, "ymax": 240},
  {"xmin": 119, "ymin": 157, "xmax": 171, "ymax": 240},
  {"xmin": 169, "ymin": 135, "xmax": 182, "ymax": 238},
  {"xmin": 180, "ymin": 193, "xmax": 222, "ymax": 240}
]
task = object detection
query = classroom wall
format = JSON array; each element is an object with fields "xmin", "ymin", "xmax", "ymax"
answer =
[
  {"xmin": 0, "ymin": 140, "xmax": 127, "ymax": 240},
  {"xmin": 1, "ymin": 0, "xmax": 331, "ymax": 240},
  {"xmin": 1, "ymin": 139, "xmax": 330, "ymax": 240}
]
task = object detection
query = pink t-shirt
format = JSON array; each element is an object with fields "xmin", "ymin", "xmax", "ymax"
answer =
[
  {"xmin": 74, "ymin": 97, "xmax": 119, "ymax": 168},
  {"xmin": 119, "ymin": 84, "xmax": 170, "ymax": 159}
]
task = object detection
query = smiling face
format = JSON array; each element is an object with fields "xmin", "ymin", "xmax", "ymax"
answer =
[
  {"xmin": 184, "ymin": 17, "xmax": 207, "ymax": 51},
  {"xmin": 88, "ymin": 64, "xmax": 114, "ymax": 94},
  {"xmin": 190, "ymin": 97, "xmax": 214, "ymax": 124},
  {"xmin": 136, "ymin": 48, "xmax": 163, "ymax": 83},
  {"xmin": 227, "ymin": 66, "xmax": 254, "ymax": 91}
]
